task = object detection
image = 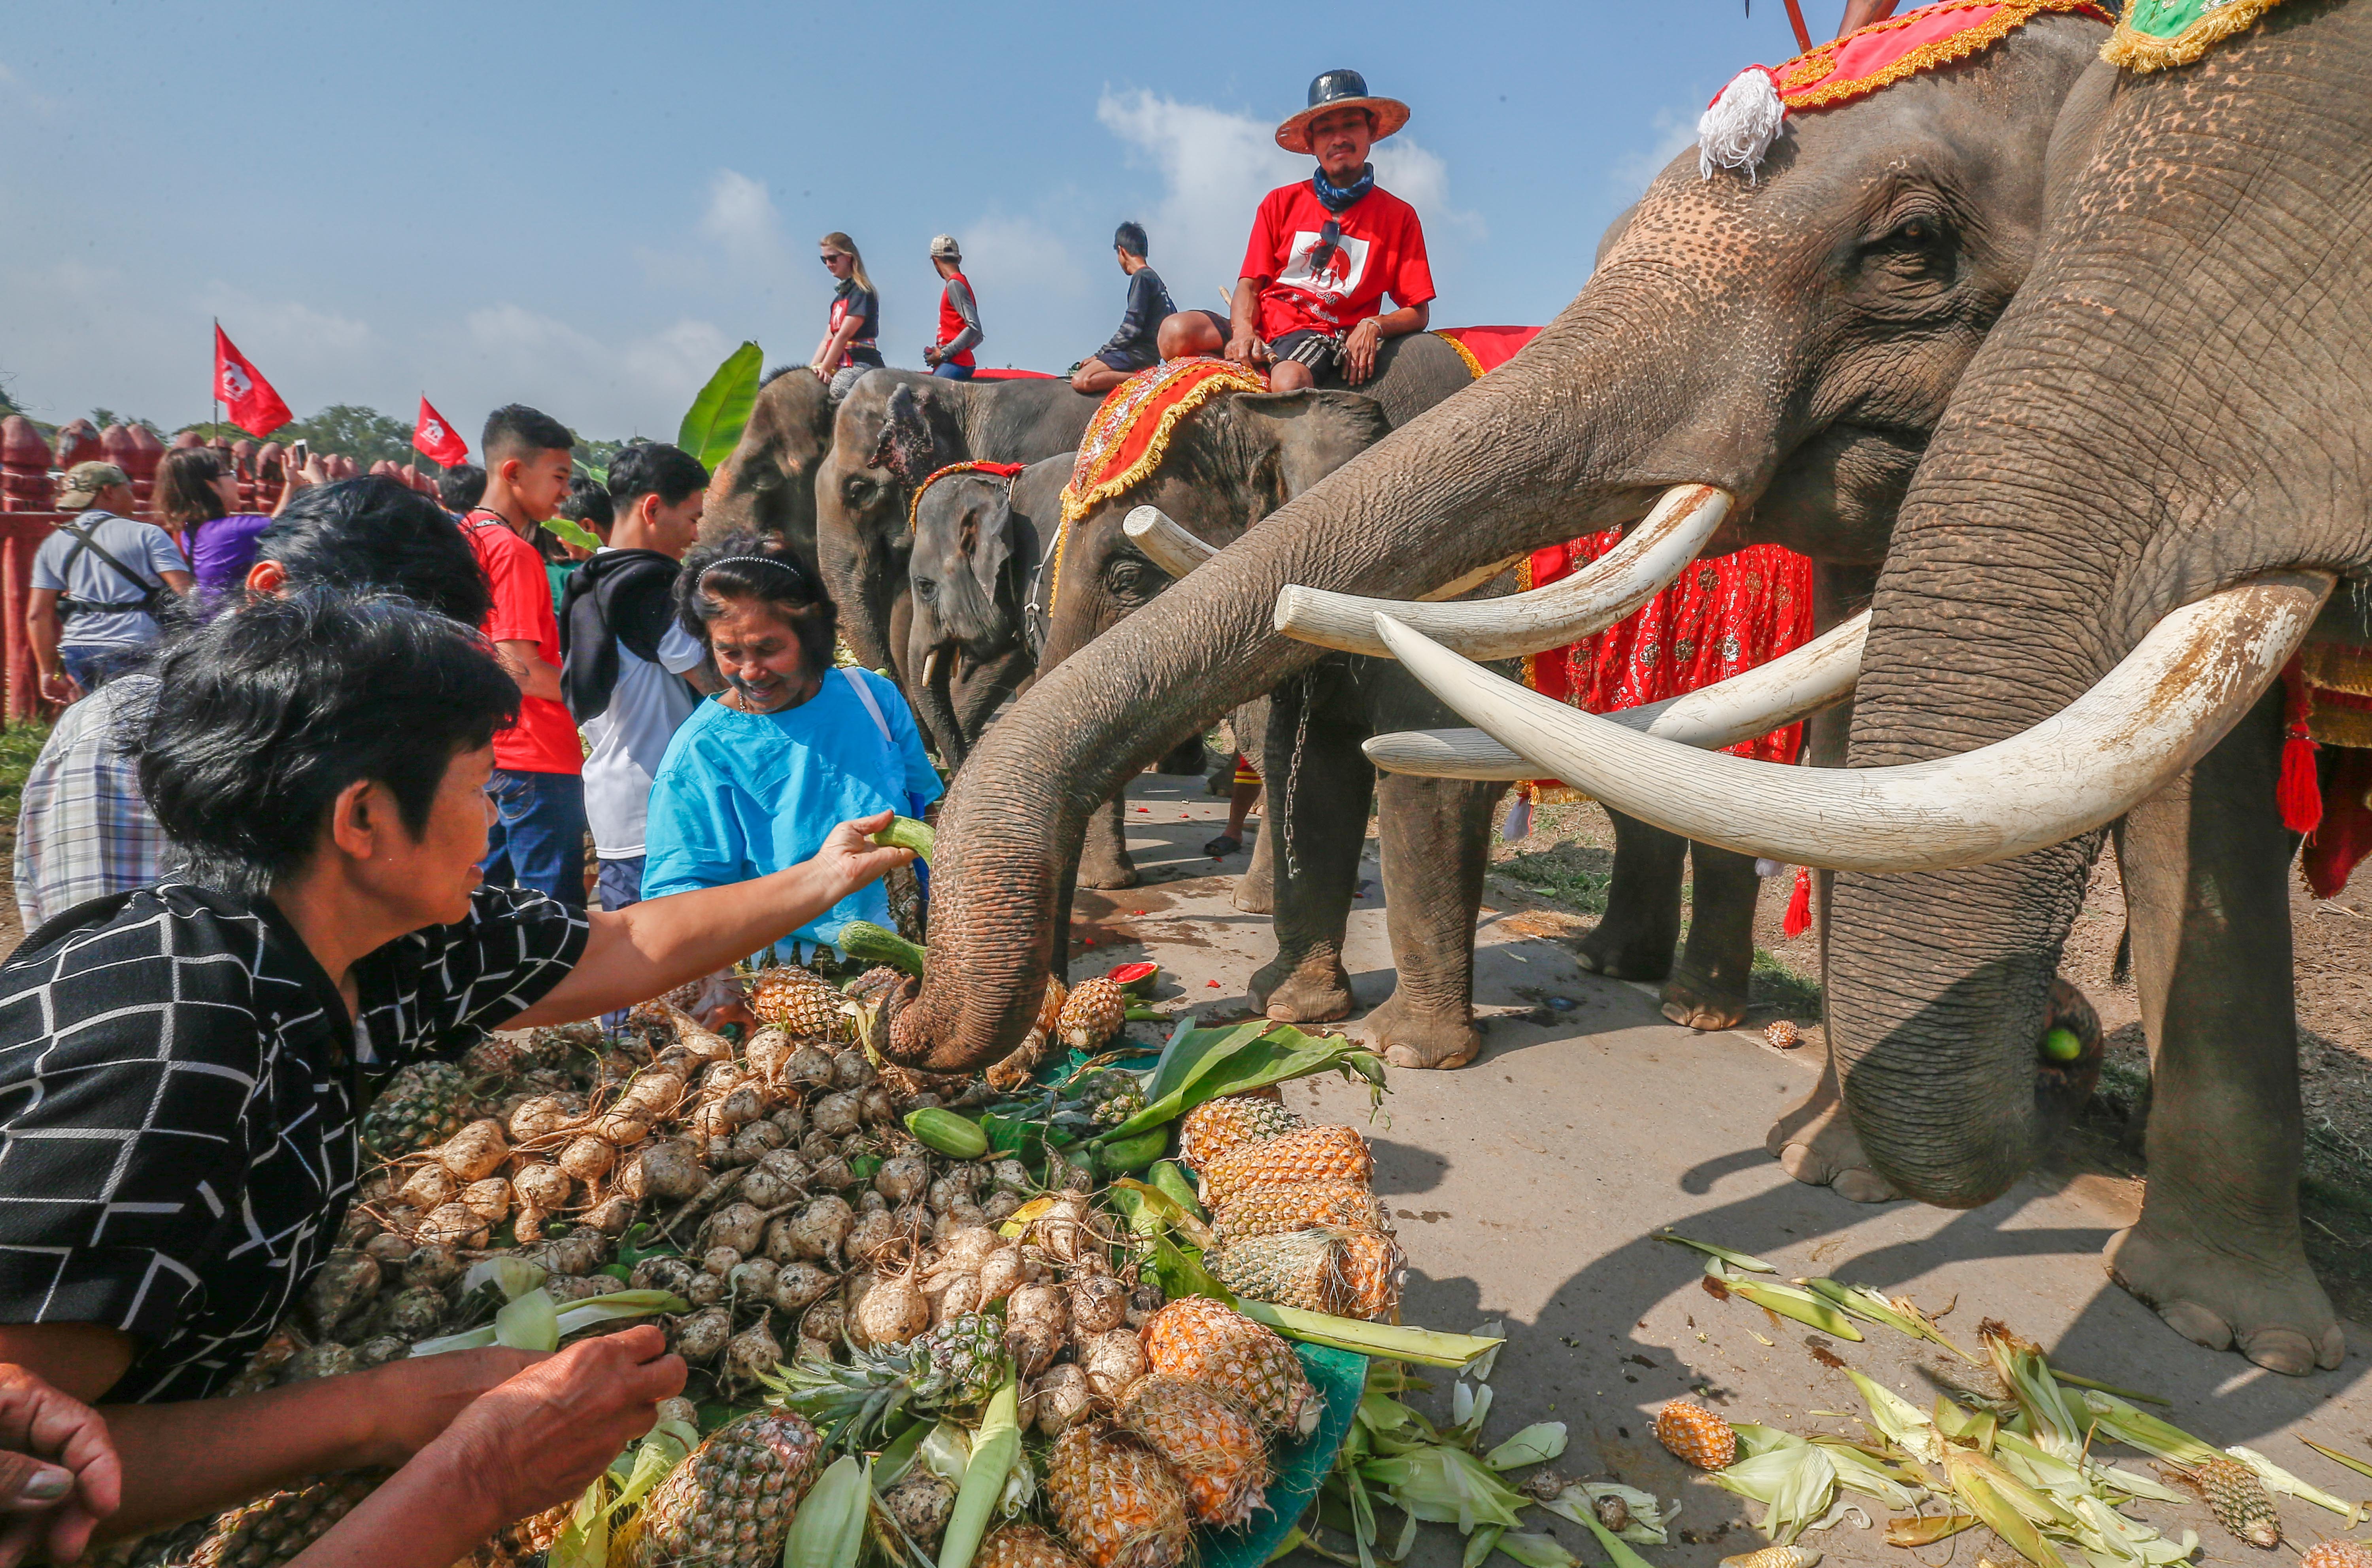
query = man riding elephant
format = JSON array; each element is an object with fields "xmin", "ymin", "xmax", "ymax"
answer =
[{"xmin": 1161, "ymin": 69, "xmax": 1434, "ymax": 393}]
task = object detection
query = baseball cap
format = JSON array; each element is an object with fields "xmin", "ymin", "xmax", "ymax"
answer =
[
  {"xmin": 928, "ymin": 234, "xmax": 962, "ymax": 261},
  {"xmin": 58, "ymin": 461, "xmax": 131, "ymax": 508}
]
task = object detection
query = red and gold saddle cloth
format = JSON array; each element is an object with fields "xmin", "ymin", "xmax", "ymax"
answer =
[
  {"xmin": 1776, "ymin": 0, "xmax": 2113, "ymax": 108},
  {"xmin": 1060, "ymin": 360, "xmax": 1268, "ymax": 527},
  {"xmin": 2288, "ymin": 643, "xmax": 2372, "ymax": 897}
]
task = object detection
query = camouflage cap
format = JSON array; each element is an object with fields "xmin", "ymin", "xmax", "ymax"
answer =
[
  {"xmin": 928, "ymin": 233, "xmax": 961, "ymax": 261},
  {"xmin": 57, "ymin": 460, "xmax": 132, "ymax": 508}
]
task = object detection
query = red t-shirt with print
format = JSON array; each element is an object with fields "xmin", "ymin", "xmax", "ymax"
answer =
[
  {"xmin": 463, "ymin": 511, "xmax": 582, "ymax": 776},
  {"xmin": 1239, "ymin": 179, "xmax": 1436, "ymax": 342}
]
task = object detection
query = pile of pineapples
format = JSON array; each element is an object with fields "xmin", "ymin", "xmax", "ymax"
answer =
[{"xmin": 1182, "ymin": 1092, "xmax": 1405, "ymax": 1321}]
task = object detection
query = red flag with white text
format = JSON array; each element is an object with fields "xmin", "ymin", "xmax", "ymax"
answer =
[
  {"xmin": 212, "ymin": 326, "xmax": 292, "ymax": 436},
  {"xmin": 413, "ymin": 396, "xmax": 470, "ymax": 467}
]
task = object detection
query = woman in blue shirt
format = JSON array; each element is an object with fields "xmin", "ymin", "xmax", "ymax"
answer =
[{"xmin": 642, "ymin": 534, "xmax": 942, "ymax": 957}]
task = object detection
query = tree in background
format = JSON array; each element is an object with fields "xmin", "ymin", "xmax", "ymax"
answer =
[{"xmin": 90, "ymin": 409, "xmax": 166, "ymax": 438}]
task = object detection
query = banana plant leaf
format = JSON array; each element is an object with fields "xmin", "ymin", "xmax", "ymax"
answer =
[
  {"xmin": 1108, "ymin": 1023, "xmax": 1383, "ymax": 1145},
  {"xmin": 1201, "ymin": 1343, "xmax": 1368, "ymax": 1568},
  {"xmin": 676, "ymin": 340, "xmax": 763, "ymax": 470}
]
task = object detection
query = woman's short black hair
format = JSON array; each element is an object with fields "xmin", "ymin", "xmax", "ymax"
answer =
[
  {"xmin": 136, "ymin": 591, "xmax": 520, "ymax": 897},
  {"xmin": 676, "ymin": 531, "xmax": 837, "ymax": 677},
  {"xmin": 252, "ymin": 476, "xmax": 492, "ymax": 626}
]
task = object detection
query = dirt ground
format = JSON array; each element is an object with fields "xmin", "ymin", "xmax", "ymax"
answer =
[{"xmin": 1486, "ymin": 794, "xmax": 2372, "ymax": 1324}]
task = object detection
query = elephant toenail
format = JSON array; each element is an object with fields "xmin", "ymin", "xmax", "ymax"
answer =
[
  {"xmin": 2237, "ymin": 1328, "xmax": 2318, "ymax": 1377},
  {"xmin": 2153, "ymin": 1300, "xmax": 2236, "ymax": 1351}
]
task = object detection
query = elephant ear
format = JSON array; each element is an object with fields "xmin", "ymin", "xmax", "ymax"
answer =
[
  {"xmin": 867, "ymin": 382, "xmax": 943, "ymax": 484},
  {"xmin": 966, "ymin": 482, "xmax": 1022, "ymax": 600}
]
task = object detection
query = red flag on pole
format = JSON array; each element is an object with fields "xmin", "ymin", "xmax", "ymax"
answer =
[
  {"xmin": 413, "ymin": 396, "xmax": 470, "ymax": 467},
  {"xmin": 212, "ymin": 326, "xmax": 292, "ymax": 436}
]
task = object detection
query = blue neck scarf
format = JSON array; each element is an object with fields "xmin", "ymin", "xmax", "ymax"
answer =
[{"xmin": 1311, "ymin": 162, "xmax": 1375, "ymax": 213}]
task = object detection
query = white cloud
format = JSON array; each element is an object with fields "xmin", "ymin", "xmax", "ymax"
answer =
[
  {"xmin": 451, "ymin": 305, "xmax": 735, "ymax": 437},
  {"xmin": 700, "ymin": 168, "xmax": 786, "ymax": 269},
  {"xmin": 1609, "ymin": 108, "xmax": 1702, "ymax": 204}
]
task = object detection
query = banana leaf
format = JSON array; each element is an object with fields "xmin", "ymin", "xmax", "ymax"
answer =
[
  {"xmin": 676, "ymin": 340, "xmax": 763, "ymax": 470},
  {"xmin": 1105, "ymin": 1024, "xmax": 1382, "ymax": 1144}
]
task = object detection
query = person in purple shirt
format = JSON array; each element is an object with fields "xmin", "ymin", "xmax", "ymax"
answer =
[{"xmin": 153, "ymin": 447, "xmax": 272, "ymax": 598}]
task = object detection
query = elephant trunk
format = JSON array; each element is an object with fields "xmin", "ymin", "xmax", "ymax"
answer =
[{"xmin": 890, "ymin": 289, "xmax": 1764, "ymax": 1069}]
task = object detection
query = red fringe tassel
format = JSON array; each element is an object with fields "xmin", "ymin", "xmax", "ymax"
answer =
[
  {"xmin": 2279, "ymin": 660, "xmax": 2322, "ymax": 836},
  {"xmin": 1783, "ymin": 866, "xmax": 1813, "ymax": 938}
]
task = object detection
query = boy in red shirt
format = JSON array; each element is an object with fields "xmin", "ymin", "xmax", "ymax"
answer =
[
  {"xmin": 923, "ymin": 234, "xmax": 982, "ymax": 380},
  {"xmin": 1159, "ymin": 69, "xmax": 1434, "ymax": 392},
  {"xmin": 462, "ymin": 403, "xmax": 589, "ymax": 906}
]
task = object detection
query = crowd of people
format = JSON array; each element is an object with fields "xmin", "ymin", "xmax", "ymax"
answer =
[{"xmin": 0, "ymin": 64, "xmax": 1434, "ymax": 1565}]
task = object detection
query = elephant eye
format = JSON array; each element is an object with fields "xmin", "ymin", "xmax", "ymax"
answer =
[{"xmin": 915, "ymin": 577, "xmax": 938, "ymax": 603}]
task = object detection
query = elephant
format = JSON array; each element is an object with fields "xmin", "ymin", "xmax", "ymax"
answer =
[
  {"xmin": 814, "ymin": 371, "xmax": 1100, "ymax": 691},
  {"xmin": 903, "ymin": 458, "xmax": 1065, "ymax": 768},
  {"xmin": 701, "ymin": 366, "xmax": 837, "ymax": 562},
  {"xmin": 1439, "ymin": 1, "xmax": 2372, "ymax": 1374},
  {"xmin": 879, "ymin": 9, "xmax": 2112, "ymax": 1076}
]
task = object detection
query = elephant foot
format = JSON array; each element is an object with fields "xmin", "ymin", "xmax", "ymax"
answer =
[
  {"xmin": 1076, "ymin": 855, "xmax": 1140, "ymax": 891},
  {"xmin": 1231, "ymin": 874, "xmax": 1273, "ymax": 915},
  {"xmin": 1660, "ymin": 961, "xmax": 1748, "ymax": 1032},
  {"xmin": 1364, "ymin": 991, "xmax": 1481, "ymax": 1070},
  {"xmin": 1250, "ymin": 954, "xmax": 1355, "ymax": 1024},
  {"xmin": 1766, "ymin": 1083, "xmax": 1900, "ymax": 1204},
  {"xmin": 2106, "ymin": 1225, "xmax": 2346, "ymax": 1375},
  {"xmin": 1572, "ymin": 921, "xmax": 1673, "ymax": 983}
]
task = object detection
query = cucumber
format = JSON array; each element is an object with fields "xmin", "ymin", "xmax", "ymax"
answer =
[
  {"xmin": 1147, "ymin": 1160, "xmax": 1205, "ymax": 1219},
  {"xmin": 837, "ymin": 921, "xmax": 925, "ymax": 978},
  {"xmin": 1099, "ymin": 1125, "xmax": 1169, "ymax": 1174},
  {"xmin": 906, "ymin": 1108, "xmax": 990, "ymax": 1160},
  {"xmin": 870, "ymin": 816, "xmax": 936, "ymax": 862}
]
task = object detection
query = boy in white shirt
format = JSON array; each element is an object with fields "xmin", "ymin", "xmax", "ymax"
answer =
[{"xmin": 558, "ymin": 443, "xmax": 720, "ymax": 912}]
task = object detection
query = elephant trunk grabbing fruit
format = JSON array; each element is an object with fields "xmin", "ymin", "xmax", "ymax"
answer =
[{"xmin": 882, "ymin": 15, "xmax": 2105, "ymax": 1076}]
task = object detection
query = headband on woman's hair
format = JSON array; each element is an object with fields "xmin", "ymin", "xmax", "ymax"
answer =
[{"xmin": 697, "ymin": 554, "xmax": 810, "ymax": 589}]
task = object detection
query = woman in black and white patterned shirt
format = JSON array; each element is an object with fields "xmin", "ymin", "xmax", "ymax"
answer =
[{"xmin": 0, "ymin": 590, "xmax": 915, "ymax": 1562}]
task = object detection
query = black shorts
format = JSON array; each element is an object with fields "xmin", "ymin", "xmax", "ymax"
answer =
[
  {"xmin": 1095, "ymin": 347, "xmax": 1159, "ymax": 374},
  {"xmin": 1267, "ymin": 328, "xmax": 1347, "ymax": 385}
]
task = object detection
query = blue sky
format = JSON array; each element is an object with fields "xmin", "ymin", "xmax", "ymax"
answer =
[{"xmin": 1, "ymin": 2, "xmax": 1826, "ymax": 446}]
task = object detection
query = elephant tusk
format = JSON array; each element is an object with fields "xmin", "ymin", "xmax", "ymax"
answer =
[
  {"xmin": 921, "ymin": 647, "xmax": 942, "ymax": 687},
  {"xmin": 1123, "ymin": 506, "xmax": 1220, "ymax": 577},
  {"xmin": 1271, "ymin": 483, "xmax": 1733, "ymax": 658},
  {"xmin": 1363, "ymin": 610, "xmax": 1871, "ymax": 777},
  {"xmin": 1370, "ymin": 570, "xmax": 2333, "ymax": 871}
]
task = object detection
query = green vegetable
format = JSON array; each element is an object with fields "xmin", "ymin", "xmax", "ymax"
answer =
[
  {"xmin": 2041, "ymin": 1026, "xmax": 2084, "ymax": 1062},
  {"xmin": 939, "ymin": 1377, "xmax": 1021, "ymax": 1568},
  {"xmin": 1147, "ymin": 1160, "xmax": 1204, "ymax": 1218},
  {"xmin": 410, "ymin": 1289, "xmax": 688, "ymax": 1356},
  {"xmin": 676, "ymin": 340, "xmax": 763, "ymax": 470},
  {"xmin": 786, "ymin": 1453, "xmax": 871, "ymax": 1568},
  {"xmin": 1100, "ymin": 1023, "xmax": 1382, "ymax": 1143},
  {"xmin": 1099, "ymin": 1125, "xmax": 1169, "ymax": 1173},
  {"xmin": 494, "ymin": 1287, "xmax": 561, "ymax": 1353},
  {"xmin": 871, "ymin": 816, "xmax": 936, "ymax": 861},
  {"xmin": 838, "ymin": 920, "xmax": 926, "ymax": 977},
  {"xmin": 906, "ymin": 1107, "xmax": 989, "ymax": 1159}
]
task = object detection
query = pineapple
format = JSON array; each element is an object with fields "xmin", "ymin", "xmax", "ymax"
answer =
[
  {"xmin": 183, "ymin": 1472, "xmax": 386, "ymax": 1567},
  {"xmin": 751, "ymin": 966, "xmax": 850, "ymax": 1041},
  {"xmin": 359, "ymin": 1063, "xmax": 468, "ymax": 1158},
  {"xmin": 1212, "ymin": 1179, "xmax": 1386, "ymax": 1242},
  {"xmin": 2298, "ymin": 1544, "xmax": 2372, "ymax": 1568},
  {"xmin": 2191, "ymin": 1457, "xmax": 2281, "ymax": 1547},
  {"xmin": 625, "ymin": 1408, "xmax": 824, "ymax": 1568},
  {"xmin": 1206, "ymin": 1227, "xmax": 1404, "ymax": 1319},
  {"xmin": 1037, "ymin": 976, "xmax": 1070, "ymax": 1036},
  {"xmin": 1057, "ymin": 976, "xmax": 1127, "ymax": 1051},
  {"xmin": 767, "ymin": 1312, "xmax": 1007, "ymax": 1442},
  {"xmin": 489, "ymin": 1500, "xmax": 574, "ymax": 1562},
  {"xmin": 1140, "ymin": 1297, "xmax": 1315, "ymax": 1437},
  {"xmin": 1197, "ymin": 1123, "xmax": 1372, "ymax": 1209},
  {"xmin": 1653, "ymin": 1400, "xmax": 1737, "ymax": 1470},
  {"xmin": 1116, "ymin": 1375, "xmax": 1271, "ymax": 1527},
  {"xmin": 1178, "ymin": 1090, "xmax": 1301, "ymax": 1169},
  {"xmin": 1044, "ymin": 1423, "xmax": 1192, "ymax": 1568},
  {"xmin": 459, "ymin": 1034, "xmax": 531, "ymax": 1082},
  {"xmin": 979, "ymin": 1524, "xmax": 1095, "ymax": 1568}
]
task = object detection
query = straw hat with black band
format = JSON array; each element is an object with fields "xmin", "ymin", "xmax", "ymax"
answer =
[{"xmin": 1274, "ymin": 68, "xmax": 1410, "ymax": 153}]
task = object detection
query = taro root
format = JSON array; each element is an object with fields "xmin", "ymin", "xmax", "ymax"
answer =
[
  {"xmin": 854, "ymin": 1268, "xmax": 929, "ymax": 1349},
  {"xmin": 934, "ymin": 1201, "xmax": 987, "ymax": 1240},
  {"xmin": 435, "ymin": 1121, "xmax": 510, "ymax": 1182},
  {"xmin": 1080, "ymin": 1328, "xmax": 1149, "ymax": 1403},
  {"xmin": 930, "ymin": 1272, "xmax": 982, "ymax": 1327},
  {"xmin": 845, "ymin": 1209, "xmax": 900, "ymax": 1263},
  {"xmin": 459, "ymin": 1178, "xmax": 512, "ymax": 1223},
  {"xmin": 702, "ymin": 1060, "xmax": 752, "ymax": 1098},
  {"xmin": 406, "ymin": 1245, "xmax": 466, "ymax": 1289},
  {"xmin": 702, "ymin": 1201, "xmax": 767, "ymax": 1257},
  {"xmin": 801, "ymin": 1297, "xmax": 846, "ymax": 1345},
  {"xmin": 633, "ymin": 1256, "xmax": 701, "ymax": 1297},
  {"xmin": 935, "ymin": 1227, "xmax": 1001, "ymax": 1276},
  {"xmin": 557, "ymin": 1135, "xmax": 616, "ymax": 1185},
  {"xmin": 772, "ymin": 1104, "xmax": 806, "ymax": 1140},
  {"xmin": 300, "ymin": 1251, "xmax": 380, "ymax": 1338},
  {"xmin": 702, "ymin": 1247, "xmax": 743, "ymax": 1277},
  {"xmin": 397, "ymin": 1164, "xmax": 459, "ymax": 1210},
  {"xmin": 1004, "ymin": 1316, "xmax": 1062, "ymax": 1381},
  {"xmin": 831, "ymin": 1050, "xmax": 875, "ymax": 1091},
  {"xmin": 729, "ymin": 1120, "xmax": 788, "ymax": 1167},
  {"xmin": 512, "ymin": 1162, "xmax": 573, "ymax": 1215},
  {"xmin": 684, "ymin": 1271, "xmax": 727, "ymax": 1308},
  {"xmin": 976, "ymin": 1245, "xmax": 1028, "ymax": 1307},
  {"xmin": 727, "ymin": 1258, "xmax": 780, "ymax": 1302},
  {"xmin": 277, "ymin": 1343, "xmax": 358, "ymax": 1384},
  {"xmin": 738, "ymin": 1151, "xmax": 804, "ymax": 1209},
  {"xmin": 415, "ymin": 1202, "xmax": 487, "ymax": 1250},
  {"xmin": 806, "ymin": 1154, "xmax": 856, "ymax": 1192},
  {"xmin": 673, "ymin": 1305, "xmax": 733, "ymax": 1364},
  {"xmin": 744, "ymin": 1028, "xmax": 793, "ymax": 1087},
  {"xmin": 361, "ymin": 1232, "xmax": 413, "ymax": 1273},
  {"xmin": 778, "ymin": 1196, "xmax": 855, "ymax": 1264},
  {"xmin": 773, "ymin": 1261, "xmax": 836, "ymax": 1313},
  {"xmin": 719, "ymin": 1085, "xmax": 765, "ymax": 1129},
  {"xmin": 858, "ymin": 1087, "xmax": 898, "ymax": 1126},
  {"xmin": 1032, "ymin": 1363, "xmax": 1093, "ymax": 1436},
  {"xmin": 988, "ymin": 1159, "xmax": 1033, "ymax": 1196},
  {"xmin": 582, "ymin": 1195, "xmax": 637, "ymax": 1235},
  {"xmin": 354, "ymin": 1336, "xmax": 409, "ymax": 1368},
  {"xmin": 379, "ymin": 1285, "xmax": 448, "ymax": 1340},
  {"xmin": 875, "ymin": 1155, "xmax": 931, "ymax": 1206},
  {"xmin": 592, "ymin": 1112, "xmax": 652, "ymax": 1147},
  {"xmin": 636, "ymin": 1141, "xmax": 705, "ymax": 1202},
  {"xmin": 883, "ymin": 1472, "xmax": 955, "ymax": 1548},
  {"xmin": 721, "ymin": 1320, "xmax": 784, "ymax": 1387},
  {"xmin": 1007, "ymin": 1283, "xmax": 1069, "ymax": 1340},
  {"xmin": 508, "ymin": 1096, "xmax": 574, "ymax": 1141},
  {"xmin": 811, "ymin": 1091, "xmax": 863, "ymax": 1139},
  {"xmin": 1070, "ymin": 1275, "xmax": 1130, "ymax": 1338},
  {"xmin": 857, "ymin": 1190, "xmax": 890, "ymax": 1215},
  {"xmin": 981, "ymin": 1191, "xmax": 1022, "ymax": 1225},
  {"xmin": 784, "ymin": 1044, "xmax": 836, "ymax": 1092}
]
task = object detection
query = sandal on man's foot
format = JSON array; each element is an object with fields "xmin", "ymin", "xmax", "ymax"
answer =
[{"xmin": 1203, "ymin": 834, "xmax": 1241, "ymax": 858}]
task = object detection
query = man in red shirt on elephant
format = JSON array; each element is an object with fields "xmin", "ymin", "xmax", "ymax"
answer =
[{"xmin": 1160, "ymin": 69, "xmax": 1435, "ymax": 392}]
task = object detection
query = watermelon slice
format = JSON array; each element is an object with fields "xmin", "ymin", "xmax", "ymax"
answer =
[{"xmin": 1107, "ymin": 961, "xmax": 1160, "ymax": 995}]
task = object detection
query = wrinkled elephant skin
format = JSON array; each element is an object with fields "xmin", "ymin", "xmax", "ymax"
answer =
[
  {"xmin": 888, "ymin": 17, "xmax": 2107, "ymax": 1077},
  {"xmin": 1822, "ymin": 4, "xmax": 2372, "ymax": 1372},
  {"xmin": 701, "ymin": 366, "xmax": 836, "ymax": 567}
]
